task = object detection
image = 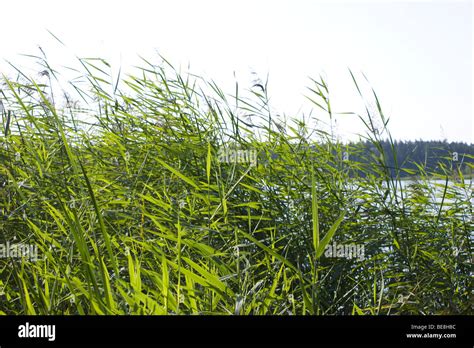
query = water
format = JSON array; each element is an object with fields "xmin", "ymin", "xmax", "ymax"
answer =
[{"xmin": 395, "ymin": 178, "xmax": 473, "ymax": 206}]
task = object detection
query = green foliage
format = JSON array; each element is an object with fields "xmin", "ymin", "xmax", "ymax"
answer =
[{"xmin": 0, "ymin": 54, "xmax": 472, "ymax": 315}]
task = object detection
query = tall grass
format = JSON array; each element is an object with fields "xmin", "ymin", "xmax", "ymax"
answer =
[{"xmin": 0, "ymin": 53, "xmax": 472, "ymax": 315}]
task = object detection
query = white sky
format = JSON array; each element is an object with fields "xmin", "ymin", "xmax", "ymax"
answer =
[{"xmin": 0, "ymin": 0, "xmax": 472, "ymax": 143}]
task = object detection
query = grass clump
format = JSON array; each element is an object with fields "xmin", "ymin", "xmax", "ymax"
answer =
[{"xmin": 0, "ymin": 53, "xmax": 472, "ymax": 315}]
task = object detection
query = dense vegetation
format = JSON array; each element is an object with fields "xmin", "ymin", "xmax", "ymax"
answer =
[{"xmin": 0, "ymin": 54, "xmax": 472, "ymax": 315}]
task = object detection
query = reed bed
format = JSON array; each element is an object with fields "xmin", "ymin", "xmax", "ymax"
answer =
[{"xmin": 0, "ymin": 54, "xmax": 472, "ymax": 315}]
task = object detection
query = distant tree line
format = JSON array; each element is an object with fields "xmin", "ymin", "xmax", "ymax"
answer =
[
  {"xmin": 347, "ymin": 139, "xmax": 473, "ymax": 178},
  {"xmin": 224, "ymin": 139, "xmax": 473, "ymax": 179}
]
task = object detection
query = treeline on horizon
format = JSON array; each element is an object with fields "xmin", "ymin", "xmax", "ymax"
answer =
[
  {"xmin": 347, "ymin": 139, "xmax": 473, "ymax": 178},
  {"xmin": 250, "ymin": 139, "xmax": 473, "ymax": 178}
]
